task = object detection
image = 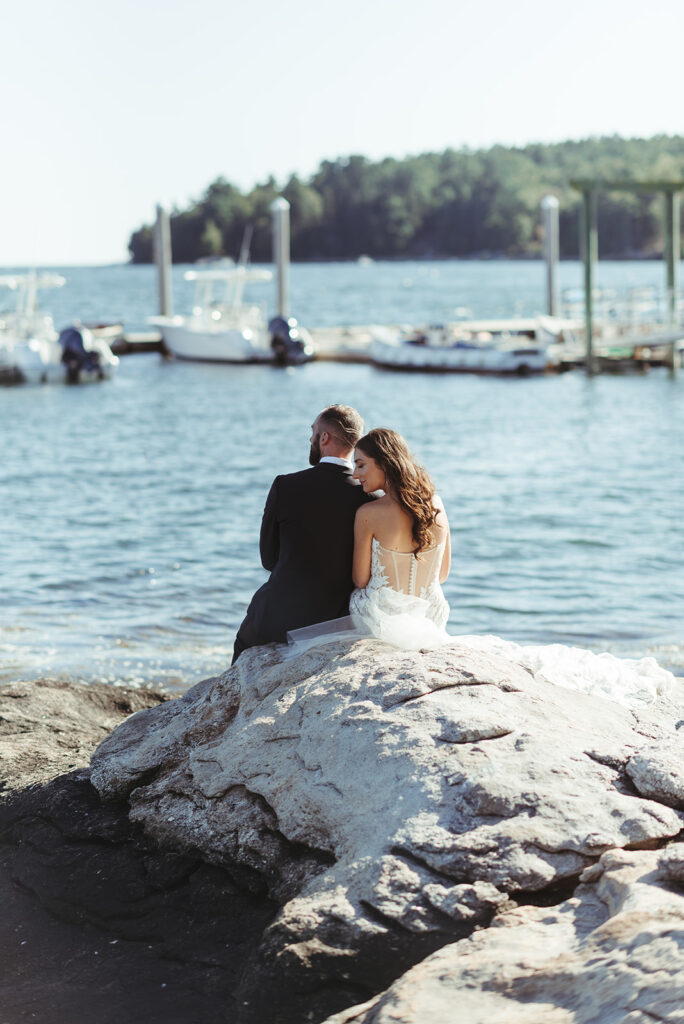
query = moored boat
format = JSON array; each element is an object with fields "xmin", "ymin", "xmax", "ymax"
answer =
[
  {"xmin": 149, "ymin": 264, "xmax": 314, "ymax": 365},
  {"xmin": 370, "ymin": 317, "xmax": 572, "ymax": 374},
  {"xmin": 0, "ymin": 273, "xmax": 119, "ymax": 385}
]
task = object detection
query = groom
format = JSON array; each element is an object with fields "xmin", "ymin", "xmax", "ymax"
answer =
[{"xmin": 232, "ymin": 404, "xmax": 371, "ymax": 663}]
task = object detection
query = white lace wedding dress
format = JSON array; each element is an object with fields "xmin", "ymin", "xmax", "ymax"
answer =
[
  {"xmin": 287, "ymin": 536, "xmax": 676, "ymax": 709},
  {"xmin": 348, "ymin": 537, "xmax": 451, "ymax": 648}
]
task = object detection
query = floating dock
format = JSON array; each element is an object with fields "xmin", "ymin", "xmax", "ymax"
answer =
[
  {"xmin": 110, "ymin": 332, "xmax": 166, "ymax": 356},
  {"xmin": 111, "ymin": 323, "xmax": 682, "ymax": 373}
]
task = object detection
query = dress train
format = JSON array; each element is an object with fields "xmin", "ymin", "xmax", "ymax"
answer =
[{"xmin": 286, "ymin": 537, "xmax": 676, "ymax": 709}]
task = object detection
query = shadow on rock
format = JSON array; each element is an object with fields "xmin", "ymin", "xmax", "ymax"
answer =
[{"xmin": 0, "ymin": 770, "xmax": 276, "ymax": 1024}]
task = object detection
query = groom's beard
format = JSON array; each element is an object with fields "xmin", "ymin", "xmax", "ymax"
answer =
[{"xmin": 309, "ymin": 435, "xmax": 321, "ymax": 466}]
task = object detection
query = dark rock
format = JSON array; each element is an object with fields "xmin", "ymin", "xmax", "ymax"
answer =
[{"xmin": 0, "ymin": 679, "xmax": 276, "ymax": 1024}]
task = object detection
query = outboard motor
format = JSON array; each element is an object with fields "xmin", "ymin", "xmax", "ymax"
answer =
[
  {"xmin": 269, "ymin": 316, "xmax": 315, "ymax": 366},
  {"xmin": 59, "ymin": 326, "xmax": 102, "ymax": 383}
]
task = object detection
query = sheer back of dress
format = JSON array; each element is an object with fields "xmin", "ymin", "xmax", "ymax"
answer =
[{"xmin": 372, "ymin": 538, "xmax": 444, "ymax": 597}]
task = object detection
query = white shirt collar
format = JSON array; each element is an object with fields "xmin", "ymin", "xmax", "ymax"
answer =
[{"xmin": 319, "ymin": 455, "xmax": 353, "ymax": 469}]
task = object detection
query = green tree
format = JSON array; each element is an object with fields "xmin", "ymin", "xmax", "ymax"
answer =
[
  {"xmin": 199, "ymin": 219, "xmax": 224, "ymax": 258},
  {"xmin": 127, "ymin": 136, "xmax": 684, "ymax": 263}
]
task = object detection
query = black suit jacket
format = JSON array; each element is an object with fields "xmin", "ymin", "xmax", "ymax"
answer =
[{"xmin": 234, "ymin": 462, "xmax": 372, "ymax": 653}]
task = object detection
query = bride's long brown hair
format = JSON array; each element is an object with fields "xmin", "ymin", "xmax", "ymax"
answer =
[{"xmin": 356, "ymin": 428, "xmax": 438, "ymax": 554}]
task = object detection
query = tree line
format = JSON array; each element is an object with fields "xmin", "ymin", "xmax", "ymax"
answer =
[{"xmin": 128, "ymin": 136, "xmax": 684, "ymax": 263}]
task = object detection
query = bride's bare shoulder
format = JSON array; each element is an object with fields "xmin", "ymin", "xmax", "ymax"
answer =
[
  {"xmin": 357, "ymin": 495, "xmax": 390, "ymax": 516},
  {"xmin": 432, "ymin": 494, "xmax": 447, "ymax": 517},
  {"xmin": 432, "ymin": 494, "xmax": 450, "ymax": 534},
  {"xmin": 355, "ymin": 500, "xmax": 380, "ymax": 528},
  {"xmin": 355, "ymin": 498, "xmax": 398, "ymax": 537}
]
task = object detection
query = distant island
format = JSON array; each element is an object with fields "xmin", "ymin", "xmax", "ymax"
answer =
[{"xmin": 128, "ymin": 135, "xmax": 684, "ymax": 264}]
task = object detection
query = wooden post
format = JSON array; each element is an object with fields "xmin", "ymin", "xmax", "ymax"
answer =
[
  {"xmin": 581, "ymin": 187, "xmax": 598, "ymax": 375},
  {"xmin": 270, "ymin": 198, "xmax": 290, "ymax": 319},
  {"xmin": 154, "ymin": 205, "xmax": 173, "ymax": 317},
  {"xmin": 664, "ymin": 191, "xmax": 681, "ymax": 375},
  {"xmin": 664, "ymin": 190, "xmax": 680, "ymax": 324},
  {"xmin": 541, "ymin": 195, "xmax": 560, "ymax": 317}
]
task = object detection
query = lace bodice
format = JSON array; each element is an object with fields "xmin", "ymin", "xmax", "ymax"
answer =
[
  {"xmin": 369, "ymin": 537, "xmax": 444, "ymax": 599},
  {"xmin": 348, "ymin": 536, "xmax": 450, "ymax": 646}
]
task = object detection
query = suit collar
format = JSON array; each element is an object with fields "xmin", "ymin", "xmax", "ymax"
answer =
[
  {"xmin": 313, "ymin": 461, "xmax": 354, "ymax": 475},
  {"xmin": 318, "ymin": 455, "xmax": 353, "ymax": 469}
]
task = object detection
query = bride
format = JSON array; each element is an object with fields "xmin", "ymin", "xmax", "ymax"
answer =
[
  {"xmin": 289, "ymin": 428, "xmax": 675, "ymax": 709},
  {"xmin": 349, "ymin": 427, "xmax": 452, "ymax": 650}
]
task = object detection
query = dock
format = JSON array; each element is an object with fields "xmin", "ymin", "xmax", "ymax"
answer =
[
  {"xmin": 110, "ymin": 327, "xmax": 375, "ymax": 362},
  {"xmin": 118, "ymin": 190, "xmax": 680, "ymax": 377},
  {"xmin": 109, "ymin": 323, "xmax": 683, "ymax": 373},
  {"xmin": 110, "ymin": 331, "xmax": 166, "ymax": 356}
]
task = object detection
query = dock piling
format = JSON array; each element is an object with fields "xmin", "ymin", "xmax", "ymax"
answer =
[
  {"xmin": 271, "ymin": 198, "xmax": 290, "ymax": 319},
  {"xmin": 664, "ymin": 190, "xmax": 681, "ymax": 376},
  {"xmin": 541, "ymin": 196, "xmax": 559, "ymax": 317},
  {"xmin": 154, "ymin": 205, "xmax": 173, "ymax": 317},
  {"xmin": 664, "ymin": 190, "xmax": 680, "ymax": 327},
  {"xmin": 580, "ymin": 188, "xmax": 598, "ymax": 375}
]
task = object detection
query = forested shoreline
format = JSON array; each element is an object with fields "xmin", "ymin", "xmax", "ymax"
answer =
[{"xmin": 128, "ymin": 136, "xmax": 684, "ymax": 264}]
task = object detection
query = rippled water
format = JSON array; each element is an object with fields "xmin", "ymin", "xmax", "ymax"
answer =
[{"xmin": 1, "ymin": 260, "xmax": 683, "ymax": 690}]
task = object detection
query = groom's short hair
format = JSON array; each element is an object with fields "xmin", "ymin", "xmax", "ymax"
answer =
[{"xmin": 318, "ymin": 405, "xmax": 364, "ymax": 450}]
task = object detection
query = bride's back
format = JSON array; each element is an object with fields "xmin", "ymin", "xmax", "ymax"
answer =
[{"xmin": 370, "ymin": 498, "xmax": 447, "ymax": 596}]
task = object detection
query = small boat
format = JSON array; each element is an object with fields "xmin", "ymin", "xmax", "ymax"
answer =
[
  {"xmin": 0, "ymin": 273, "xmax": 119, "ymax": 385},
  {"xmin": 149, "ymin": 263, "xmax": 314, "ymax": 365},
  {"xmin": 370, "ymin": 317, "xmax": 569, "ymax": 374}
]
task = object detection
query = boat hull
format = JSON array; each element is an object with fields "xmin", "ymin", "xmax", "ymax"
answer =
[
  {"xmin": 371, "ymin": 338, "xmax": 549, "ymax": 374},
  {"xmin": 159, "ymin": 322, "xmax": 273, "ymax": 364},
  {"xmin": 0, "ymin": 338, "xmax": 118, "ymax": 386}
]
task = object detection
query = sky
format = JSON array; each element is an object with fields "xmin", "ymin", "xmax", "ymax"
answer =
[{"xmin": 1, "ymin": 0, "xmax": 683, "ymax": 266}]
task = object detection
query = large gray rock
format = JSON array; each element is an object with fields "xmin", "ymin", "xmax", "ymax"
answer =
[
  {"xmin": 90, "ymin": 639, "xmax": 684, "ymax": 1021},
  {"xmin": 627, "ymin": 746, "xmax": 684, "ymax": 809},
  {"xmin": 0, "ymin": 677, "xmax": 166, "ymax": 795},
  {"xmin": 322, "ymin": 844, "xmax": 684, "ymax": 1023}
]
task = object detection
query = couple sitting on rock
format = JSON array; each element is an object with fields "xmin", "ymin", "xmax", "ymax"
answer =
[
  {"xmin": 232, "ymin": 404, "xmax": 453, "ymax": 663},
  {"xmin": 232, "ymin": 404, "xmax": 676, "ymax": 709}
]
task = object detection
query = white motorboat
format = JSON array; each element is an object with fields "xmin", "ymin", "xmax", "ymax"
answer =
[
  {"xmin": 0, "ymin": 272, "xmax": 119, "ymax": 385},
  {"xmin": 370, "ymin": 317, "xmax": 570, "ymax": 374},
  {"xmin": 149, "ymin": 264, "xmax": 314, "ymax": 365}
]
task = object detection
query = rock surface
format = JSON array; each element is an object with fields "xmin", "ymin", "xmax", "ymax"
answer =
[
  {"xmin": 627, "ymin": 746, "xmax": 684, "ymax": 809},
  {"xmin": 90, "ymin": 639, "xmax": 684, "ymax": 1022},
  {"xmin": 0, "ymin": 678, "xmax": 166, "ymax": 795},
  {"xmin": 321, "ymin": 844, "xmax": 684, "ymax": 1023}
]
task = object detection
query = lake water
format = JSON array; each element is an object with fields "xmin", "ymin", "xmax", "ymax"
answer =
[{"xmin": 1, "ymin": 259, "xmax": 683, "ymax": 691}]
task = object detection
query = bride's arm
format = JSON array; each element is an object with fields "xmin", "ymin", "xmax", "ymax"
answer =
[
  {"xmin": 434, "ymin": 496, "xmax": 451, "ymax": 583},
  {"xmin": 352, "ymin": 506, "xmax": 374, "ymax": 588}
]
